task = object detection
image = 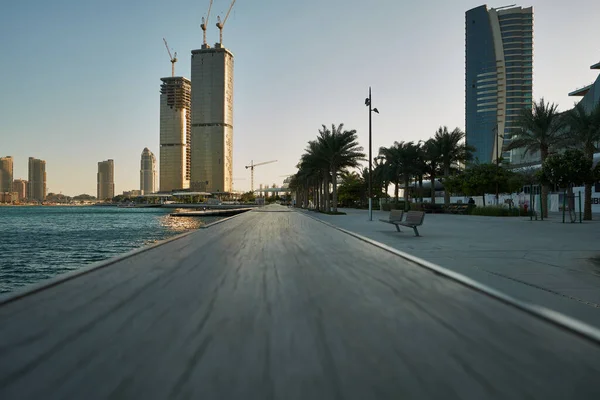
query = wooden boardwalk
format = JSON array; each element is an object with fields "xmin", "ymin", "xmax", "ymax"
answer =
[{"xmin": 1, "ymin": 206, "xmax": 600, "ymax": 399}]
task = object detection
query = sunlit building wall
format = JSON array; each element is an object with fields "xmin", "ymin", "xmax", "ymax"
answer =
[
  {"xmin": 28, "ymin": 157, "xmax": 46, "ymax": 201},
  {"xmin": 190, "ymin": 44, "xmax": 234, "ymax": 193},
  {"xmin": 0, "ymin": 156, "xmax": 13, "ymax": 193},
  {"xmin": 140, "ymin": 148, "xmax": 157, "ymax": 195},
  {"xmin": 97, "ymin": 159, "xmax": 115, "ymax": 200}
]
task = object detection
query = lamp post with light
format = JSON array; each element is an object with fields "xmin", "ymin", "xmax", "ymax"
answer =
[{"xmin": 365, "ymin": 87, "xmax": 379, "ymax": 221}]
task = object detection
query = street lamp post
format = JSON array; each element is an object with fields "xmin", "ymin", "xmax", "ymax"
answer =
[
  {"xmin": 365, "ymin": 87, "xmax": 379, "ymax": 221},
  {"xmin": 494, "ymin": 125, "xmax": 499, "ymax": 205}
]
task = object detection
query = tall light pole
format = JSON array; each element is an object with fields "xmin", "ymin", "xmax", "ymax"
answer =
[
  {"xmin": 494, "ymin": 124, "xmax": 499, "ymax": 205},
  {"xmin": 365, "ymin": 87, "xmax": 379, "ymax": 221}
]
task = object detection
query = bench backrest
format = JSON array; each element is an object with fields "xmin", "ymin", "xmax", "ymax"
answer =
[
  {"xmin": 389, "ymin": 210, "xmax": 404, "ymax": 222},
  {"xmin": 405, "ymin": 211, "xmax": 425, "ymax": 225}
]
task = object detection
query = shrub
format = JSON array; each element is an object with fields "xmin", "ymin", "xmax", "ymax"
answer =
[
  {"xmin": 382, "ymin": 201, "xmax": 411, "ymax": 212},
  {"xmin": 469, "ymin": 206, "xmax": 521, "ymax": 217}
]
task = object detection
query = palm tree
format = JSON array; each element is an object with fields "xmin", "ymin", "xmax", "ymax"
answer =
[
  {"xmin": 423, "ymin": 138, "xmax": 442, "ymax": 205},
  {"xmin": 504, "ymin": 98, "xmax": 566, "ymax": 217},
  {"xmin": 317, "ymin": 124, "xmax": 365, "ymax": 213},
  {"xmin": 373, "ymin": 156, "xmax": 392, "ymax": 202},
  {"xmin": 378, "ymin": 144, "xmax": 402, "ymax": 202},
  {"xmin": 564, "ymin": 102, "xmax": 600, "ymax": 220},
  {"xmin": 435, "ymin": 126, "xmax": 474, "ymax": 206},
  {"xmin": 379, "ymin": 141, "xmax": 421, "ymax": 211},
  {"xmin": 300, "ymin": 141, "xmax": 327, "ymax": 210}
]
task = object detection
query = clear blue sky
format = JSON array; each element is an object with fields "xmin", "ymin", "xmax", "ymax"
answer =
[{"xmin": 1, "ymin": 0, "xmax": 598, "ymax": 196}]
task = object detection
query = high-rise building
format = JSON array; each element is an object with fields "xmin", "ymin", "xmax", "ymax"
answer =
[
  {"xmin": 0, "ymin": 156, "xmax": 13, "ymax": 193},
  {"xmin": 140, "ymin": 148, "xmax": 157, "ymax": 195},
  {"xmin": 190, "ymin": 42, "xmax": 234, "ymax": 194},
  {"xmin": 28, "ymin": 157, "xmax": 46, "ymax": 201},
  {"xmin": 12, "ymin": 179, "xmax": 27, "ymax": 201},
  {"xmin": 97, "ymin": 159, "xmax": 115, "ymax": 200},
  {"xmin": 466, "ymin": 4, "xmax": 533, "ymax": 164},
  {"xmin": 160, "ymin": 77, "xmax": 191, "ymax": 192}
]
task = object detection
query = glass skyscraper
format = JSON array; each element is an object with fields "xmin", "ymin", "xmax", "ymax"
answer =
[{"xmin": 466, "ymin": 5, "xmax": 533, "ymax": 164}]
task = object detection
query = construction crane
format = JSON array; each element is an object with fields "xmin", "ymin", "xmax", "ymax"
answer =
[
  {"xmin": 245, "ymin": 159, "xmax": 277, "ymax": 192},
  {"xmin": 215, "ymin": 0, "xmax": 236, "ymax": 46},
  {"xmin": 200, "ymin": 0, "xmax": 214, "ymax": 47},
  {"xmin": 162, "ymin": 38, "xmax": 177, "ymax": 77}
]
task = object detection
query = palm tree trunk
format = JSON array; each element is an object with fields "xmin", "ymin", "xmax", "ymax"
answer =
[
  {"xmin": 584, "ymin": 183, "xmax": 592, "ymax": 220},
  {"xmin": 403, "ymin": 176, "xmax": 410, "ymax": 211},
  {"xmin": 541, "ymin": 185, "xmax": 549, "ymax": 218},
  {"xmin": 330, "ymin": 166, "xmax": 338, "ymax": 212},
  {"xmin": 394, "ymin": 181, "xmax": 399, "ymax": 203},
  {"xmin": 323, "ymin": 171, "xmax": 329, "ymax": 212},
  {"xmin": 540, "ymin": 147, "xmax": 549, "ymax": 218},
  {"xmin": 430, "ymin": 175, "xmax": 436, "ymax": 205},
  {"xmin": 418, "ymin": 175, "xmax": 424, "ymax": 205},
  {"xmin": 443, "ymin": 165, "xmax": 451, "ymax": 206}
]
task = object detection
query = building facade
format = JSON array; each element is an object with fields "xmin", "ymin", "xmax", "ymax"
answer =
[
  {"xmin": 28, "ymin": 157, "xmax": 46, "ymax": 201},
  {"xmin": 0, "ymin": 156, "xmax": 13, "ymax": 193},
  {"xmin": 97, "ymin": 159, "xmax": 115, "ymax": 200},
  {"xmin": 190, "ymin": 44, "xmax": 234, "ymax": 193},
  {"xmin": 160, "ymin": 77, "xmax": 191, "ymax": 192},
  {"xmin": 12, "ymin": 179, "xmax": 27, "ymax": 201},
  {"xmin": 466, "ymin": 4, "xmax": 533, "ymax": 165},
  {"xmin": 140, "ymin": 148, "xmax": 157, "ymax": 195},
  {"xmin": 568, "ymin": 61, "xmax": 600, "ymax": 113}
]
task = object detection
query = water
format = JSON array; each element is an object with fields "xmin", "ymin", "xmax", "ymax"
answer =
[{"xmin": 0, "ymin": 206, "xmax": 220, "ymax": 294}]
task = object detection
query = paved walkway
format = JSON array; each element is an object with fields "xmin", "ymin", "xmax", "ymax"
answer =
[
  {"xmin": 1, "ymin": 205, "xmax": 600, "ymax": 399},
  {"xmin": 308, "ymin": 208, "xmax": 600, "ymax": 328}
]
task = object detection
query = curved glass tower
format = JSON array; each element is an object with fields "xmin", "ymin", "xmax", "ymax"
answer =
[{"xmin": 466, "ymin": 5, "xmax": 533, "ymax": 165}]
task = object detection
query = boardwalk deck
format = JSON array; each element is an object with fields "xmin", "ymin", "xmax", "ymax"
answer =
[{"xmin": 1, "ymin": 206, "xmax": 600, "ymax": 399}]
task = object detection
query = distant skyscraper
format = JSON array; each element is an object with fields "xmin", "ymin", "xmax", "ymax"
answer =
[
  {"xmin": 160, "ymin": 77, "xmax": 191, "ymax": 192},
  {"xmin": 190, "ymin": 42, "xmax": 234, "ymax": 193},
  {"xmin": 28, "ymin": 157, "xmax": 46, "ymax": 201},
  {"xmin": 0, "ymin": 156, "xmax": 13, "ymax": 193},
  {"xmin": 97, "ymin": 159, "xmax": 115, "ymax": 200},
  {"xmin": 466, "ymin": 4, "xmax": 533, "ymax": 164},
  {"xmin": 12, "ymin": 179, "xmax": 27, "ymax": 201},
  {"xmin": 140, "ymin": 148, "xmax": 157, "ymax": 195}
]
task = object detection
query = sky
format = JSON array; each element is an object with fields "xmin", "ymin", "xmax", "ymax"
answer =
[{"xmin": 1, "ymin": 0, "xmax": 599, "ymax": 196}]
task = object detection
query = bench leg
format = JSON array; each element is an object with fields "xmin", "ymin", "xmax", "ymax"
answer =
[
  {"xmin": 395, "ymin": 224, "xmax": 401, "ymax": 232},
  {"xmin": 412, "ymin": 226, "xmax": 420, "ymax": 237}
]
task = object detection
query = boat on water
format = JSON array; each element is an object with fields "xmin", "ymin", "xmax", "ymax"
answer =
[{"xmin": 117, "ymin": 203, "xmax": 137, "ymax": 208}]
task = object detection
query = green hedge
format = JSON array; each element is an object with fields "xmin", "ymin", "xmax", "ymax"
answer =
[
  {"xmin": 382, "ymin": 201, "xmax": 411, "ymax": 211},
  {"xmin": 469, "ymin": 206, "xmax": 522, "ymax": 217}
]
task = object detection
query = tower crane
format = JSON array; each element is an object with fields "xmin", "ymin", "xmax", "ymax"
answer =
[
  {"xmin": 200, "ymin": 0, "xmax": 214, "ymax": 47},
  {"xmin": 216, "ymin": 0, "xmax": 236, "ymax": 46},
  {"xmin": 162, "ymin": 38, "xmax": 177, "ymax": 77},
  {"xmin": 245, "ymin": 159, "xmax": 277, "ymax": 192}
]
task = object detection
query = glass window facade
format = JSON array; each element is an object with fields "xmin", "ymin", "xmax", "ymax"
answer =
[{"xmin": 466, "ymin": 5, "xmax": 533, "ymax": 164}]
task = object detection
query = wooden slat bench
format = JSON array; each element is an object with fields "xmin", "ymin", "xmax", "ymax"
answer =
[
  {"xmin": 379, "ymin": 210, "xmax": 404, "ymax": 232},
  {"xmin": 396, "ymin": 211, "xmax": 426, "ymax": 236}
]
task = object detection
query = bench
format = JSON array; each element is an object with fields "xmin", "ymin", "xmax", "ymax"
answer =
[
  {"xmin": 379, "ymin": 210, "xmax": 404, "ymax": 231},
  {"xmin": 396, "ymin": 211, "xmax": 426, "ymax": 236}
]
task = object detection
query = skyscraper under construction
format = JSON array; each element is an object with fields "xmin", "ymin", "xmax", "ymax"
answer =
[
  {"xmin": 189, "ymin": 1, "xmax": 235, "ymax": 194},
  {"xmin": 159, "ymin": 77, "xmax": 191, "ymax": 192}
]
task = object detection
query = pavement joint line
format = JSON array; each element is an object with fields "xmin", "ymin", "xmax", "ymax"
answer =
[
  {"xmin": 0, "ymin": 213, "xmax": 247, "ymax": 306},
  {"xmin": 479, "ymin": 269, "xmax": 600, "ymax": 308},
  {"xmin": 200, "ymin": 211, "xmax": 249, "ymax": 229},
  {"xmin": 298, "ymin": 209, "xmax": 600, "ymax": 346}
]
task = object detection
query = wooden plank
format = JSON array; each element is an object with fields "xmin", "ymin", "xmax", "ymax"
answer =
[{"xmin": 1, "ymin": 207, "xmax": 599, "ymax": 399}]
